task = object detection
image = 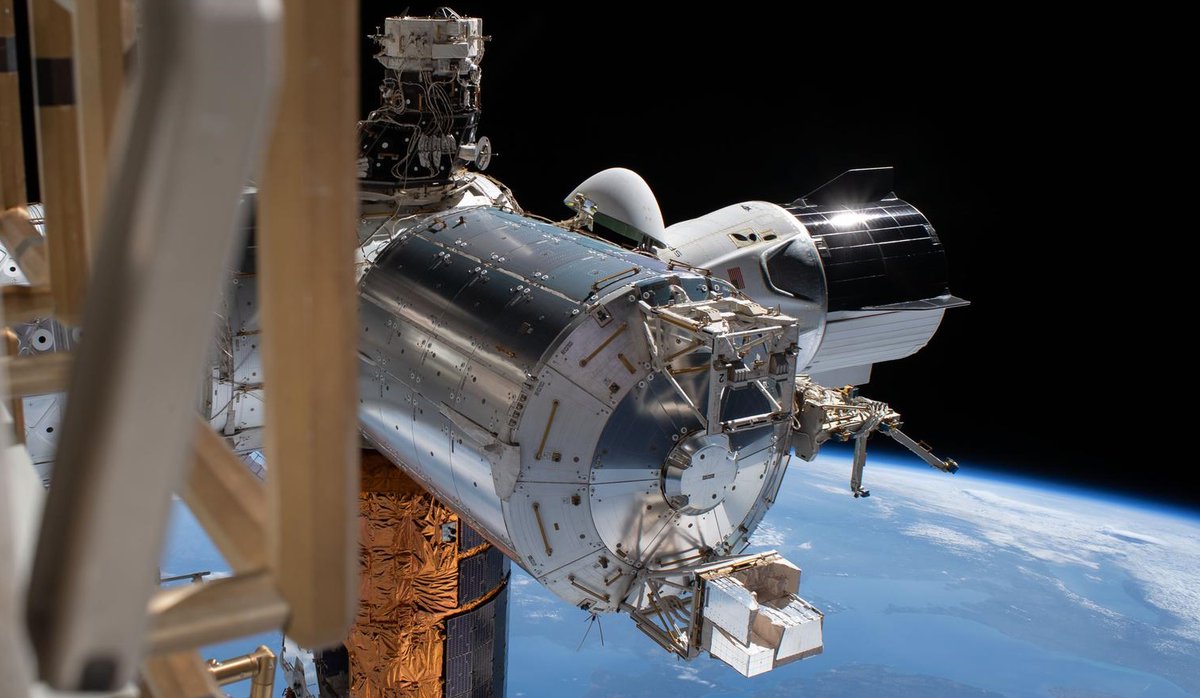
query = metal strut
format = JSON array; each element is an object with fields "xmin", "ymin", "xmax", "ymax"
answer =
[
  {"xmin": 635, "ymin": 295, "xmax": 800, "ymax": 438},
  {"xmin": 788, "ymin": 377, "xmax": 958, "ymax": 497}
]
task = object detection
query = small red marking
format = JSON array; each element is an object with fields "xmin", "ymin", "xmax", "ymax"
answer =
[{"xmin": 726, "ymin": 267, "xmax": 745, "ymax": 289}]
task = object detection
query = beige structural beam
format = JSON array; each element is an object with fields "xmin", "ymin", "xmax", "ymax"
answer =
[
  {"xmin": 141, "ymin": 650, "xmax": 223, "ymax": 698},
  {"xmin": 72, "ymin": 0, "xmax": 124, "ymax": 234},
  {"xmin": 0, "ymin": 0, "xmax": 27, "ymax": 209},
  {"xmin": 3, "ymin": 351, "xmax": 72, "ymax": 396},
  {"xmin": 2, "ymin": 285, "xmax": 53, "ymax": 324},
  {"xmin": 182, "ymin": 419, "xmax": 268, "ymax": 573},
  {"xmin": 259, "ymin": 0, "xmax": 359, "ymax": 648},
  {"xmin": 28, "ymin": 0, "xmax": 88, "ymax": 325},
  {"xmin": 3, "ymin": 328, "xmax": 23, "ymax": 442},
  {"xmin": 1, "ymin": 311, "xmax": 37, "ymax": 693},
  {"xmin": 23, "ymin": 1, "xmax": 281, "ymax": 690},
  {"xmin": 145, "ymin": 571, "xmax": 288, "ymax": 655}
]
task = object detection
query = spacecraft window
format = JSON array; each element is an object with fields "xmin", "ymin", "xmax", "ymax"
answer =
[{"xmin": 763, "ymin": 239, "xmax": 822, "ymax": 300}]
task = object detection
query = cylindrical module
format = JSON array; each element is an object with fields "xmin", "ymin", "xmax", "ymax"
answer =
[{"xmin": 358, "ymin": 205, "xmax": 800, "ymax": 615}]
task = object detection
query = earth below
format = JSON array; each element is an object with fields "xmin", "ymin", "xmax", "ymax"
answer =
[{"xmin": 166, "ymin": 452, "xmax": 1200, "ymax": 697}]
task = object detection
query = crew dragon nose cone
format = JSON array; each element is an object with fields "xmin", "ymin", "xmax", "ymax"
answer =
[{"xmin": 564, "ymin": 167, "xmax": 668, "ymax": 245}]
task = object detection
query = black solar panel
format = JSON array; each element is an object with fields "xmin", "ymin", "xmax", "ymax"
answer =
[
  {"xmin": 459, "ymin": 521, "xmax": 487, "ymax": 551},
  {"xmin": 444, "ymin": 580, "xmax": 510, "ymax": 698},
  {"xmin": 458, "ymin": 547, "xmax": 507, "ymax": 605},
  {"xmin": 491, "ymin": 587, "xmax": 508, "ymax": 695}
]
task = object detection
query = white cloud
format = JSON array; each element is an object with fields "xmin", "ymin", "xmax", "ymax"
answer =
[
  {"xmin": 900, "ymin": 523, "xmax": 987, "ymax": 554},
  {"xmin": 749, "ymin": 520, "xmax": 786, "ymax": 547},
  {"xmin": 673, "ymin": 664, "xmax": 715, "ymax": 687},
  {"xmin": 1018, "ymin": 566, "xmax": 1122, "ymax": 621},
  {"xmin": 809, "ymin": 455, "xmax": 1200, "ymax": 643}
]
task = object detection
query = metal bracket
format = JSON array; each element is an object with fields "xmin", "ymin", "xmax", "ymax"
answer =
[
  {"xmin": 788, "ymin": 377, "xmax": 958, "ymax": 497},
  {"xmin": 637, "ymin": 294, "xmax": 799, "ymax": 438}
]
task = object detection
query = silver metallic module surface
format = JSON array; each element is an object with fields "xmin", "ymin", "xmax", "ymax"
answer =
[
  {"xmin": 340, "ymin": 15, "xmax": 962, "ymax": 672},
  {"xmin": 354, "ymin": 195, "xmax": 819, "ymax": 672},
  {"xmin": 0, "ymin": 8, "xmax": 963, "ymax": 681}
]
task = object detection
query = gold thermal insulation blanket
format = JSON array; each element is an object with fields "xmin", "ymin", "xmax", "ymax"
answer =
[{"xmin": 348, "ymin": 451, "xmax": 499, "ymax": 698}]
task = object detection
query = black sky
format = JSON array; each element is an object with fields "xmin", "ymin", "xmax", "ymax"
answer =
[
  {"xmin": 360, "ymin": 5, "xmax": 1185, "ymax": 510},
  {"xmin": 11, "ymin": 4, "xmax": 1181, "ymax": 509}
]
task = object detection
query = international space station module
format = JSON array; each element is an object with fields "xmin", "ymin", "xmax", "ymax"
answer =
[
  {"xmin": 351, "ymin": 11, "xmax": 960, "ymax": 679},
  {"xmin": 4, "ymin": 8, "xmax": 964, "ymax": 687}
]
